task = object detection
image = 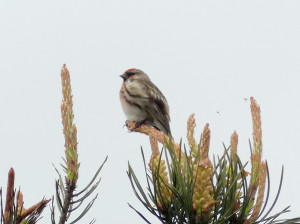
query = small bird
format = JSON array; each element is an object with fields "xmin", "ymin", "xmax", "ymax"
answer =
[{"xmin": 119, "ymin": 68, "xmax": 171, "ymax": 136}]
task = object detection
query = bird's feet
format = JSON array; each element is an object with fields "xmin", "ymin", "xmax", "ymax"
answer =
[
  {"xmin": 134, "ymin": 119, "xmax": 146, "ymax": 128},
  {"xmin": 125, "ymin": 120, "xmax": 147, "ymax": 133}
]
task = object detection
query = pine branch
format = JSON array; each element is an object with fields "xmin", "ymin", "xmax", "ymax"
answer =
[
  {"xmin": 52, "ymin": 64, "xmax": 107, "ymax": 224},
  {"xmin": 4, "ymin": 168, "xmax": 14, "ymax": 224},
  {"xmin": 58, "ymin": 183, "xmax": 76, "ymax": 224},
  {"xmin": 1, "ymin": 168, "xmax": 50, "ymax": 224},
  {"xmin": 126, "ymin": 97, "xmax": 300, "ymax": 224}
]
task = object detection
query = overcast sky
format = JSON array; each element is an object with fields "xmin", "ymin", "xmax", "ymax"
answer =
[{"xmin": 0, "ymin": 1, "xmax": 300, "ymax": 223}]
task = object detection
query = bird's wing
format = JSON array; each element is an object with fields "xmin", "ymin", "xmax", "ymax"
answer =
[
  {"xmin": 143, "ymin": 80, "xmax": 170, "ymax": 118},
  {"xmin": 140, "ymin": 80, "xmax": 171, "ymax": 135},
  {"xmin": 125, "ymin": 78, "xmax": 171, "ymax": 135},
  {"xmin": 145, "ymin": 103, "xmax": 171, "ymax": 135}
]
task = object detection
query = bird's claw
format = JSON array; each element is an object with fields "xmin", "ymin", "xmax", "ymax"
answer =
[{"xmin": 134, "ymin": 120, "xmax": 145, "ymax": 129}]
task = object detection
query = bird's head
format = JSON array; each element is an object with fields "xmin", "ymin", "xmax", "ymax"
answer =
[{"xmin": 120, "ymin": 68, "xmax": 150, "ymax": 81}]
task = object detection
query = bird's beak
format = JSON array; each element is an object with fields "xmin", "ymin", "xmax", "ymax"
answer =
[{"xmin": 120, "ymin": 74, "xmax": 126, "ymax": 81}]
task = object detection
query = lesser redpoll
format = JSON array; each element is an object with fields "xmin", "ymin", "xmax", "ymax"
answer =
[{"xmin": 120, "ymin": 68, "xmax": 171, "ymax": 136}]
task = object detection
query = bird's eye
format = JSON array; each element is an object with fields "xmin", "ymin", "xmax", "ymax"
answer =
[{"xmin": 126, "ymin": 72, "xmax": 135, "ymax": 77}]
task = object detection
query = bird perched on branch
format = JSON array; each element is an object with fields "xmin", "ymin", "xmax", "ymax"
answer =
[{"xmin": 119, "ymin": 68, "xmax": 171, "ymax": 136}]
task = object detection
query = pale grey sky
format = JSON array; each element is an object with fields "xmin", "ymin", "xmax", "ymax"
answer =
[{"xmin": 0, "ymin": 1, "xmax": 300, "ymax": 223}]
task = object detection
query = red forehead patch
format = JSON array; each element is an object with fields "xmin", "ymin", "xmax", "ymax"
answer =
[{"xmin": 126, "ymin": 68, "xmax": 136, "ymax": 72}]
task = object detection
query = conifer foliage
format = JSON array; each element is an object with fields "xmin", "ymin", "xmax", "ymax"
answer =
[{"xmin": 127, "ymin": 98, "xmax": 300, "ymax": 224}]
